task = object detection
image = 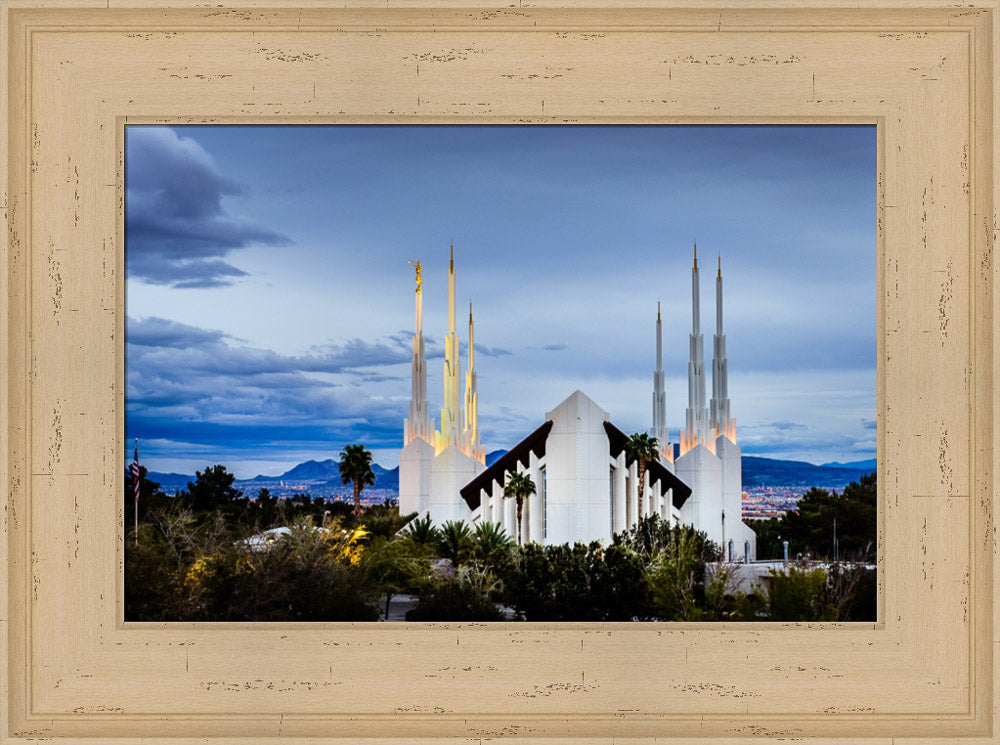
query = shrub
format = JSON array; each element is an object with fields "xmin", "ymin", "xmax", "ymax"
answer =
[
  {"xmin": 498, "ymin": 541, "xmax": 648, "ymax": 621},
  {"xmin": 405, "ymin": 563, "xmax": 506, "ymax": 621},
  {"xmin": 766, "ymin": 565, "xmax": 829, "ymax": 621}
]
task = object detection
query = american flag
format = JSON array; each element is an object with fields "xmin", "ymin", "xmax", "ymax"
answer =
[{"xmin": 130, "ymin": 440, "xmax": 141, "ymax": 504}]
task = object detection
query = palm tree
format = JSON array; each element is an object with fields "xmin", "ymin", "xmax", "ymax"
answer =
[
  {"xmin": 624, "ymin": 433, "xmax": 660, "ymax": 518},
  {"xmin": 502, "ymin": 471, "xmax": 536, "ymax": 546},
  {"xmin": 338, "ymin": 444, "xmax": 376, "ymax": 517},
  {"xmin": 471, "ymin": 521, "xmax": 514, "ymax": 563},
  {"xmin": 401, "ymin": 515, "xmax": 439, "ymax": 546},
  {"xmin": 438, "ymin": 520, "xmax": 473, "ymax": 568}
]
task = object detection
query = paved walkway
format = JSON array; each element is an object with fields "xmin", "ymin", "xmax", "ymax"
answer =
[{"xmin": 382, "ymin": 594, "xmax": 419, "ymax": 621}]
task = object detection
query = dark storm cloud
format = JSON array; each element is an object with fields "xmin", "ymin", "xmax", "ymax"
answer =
[
  {"xmin": 125, "ymin": 126, "xmax": 289, "ymax": 288},
  {"xmin": 126, "ymin": 316, "xmax": 412, "ymax": 452},
  {"xmin": 127, "ymin": 315, "xmax": 228, "ymax": 348},
  {"xmin": 128, "ymin": 317, "xmax": 411, "ymax": 376}
]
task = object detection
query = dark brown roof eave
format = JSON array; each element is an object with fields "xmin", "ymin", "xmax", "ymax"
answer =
[{"xmin": 459, "ymin": 420, "xmax": 554, "ymax": 510}]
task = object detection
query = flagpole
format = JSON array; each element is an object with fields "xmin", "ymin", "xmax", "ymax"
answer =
[{"xmin": 132, "ymin": 438, "xmax": 140, "ymax": 547}]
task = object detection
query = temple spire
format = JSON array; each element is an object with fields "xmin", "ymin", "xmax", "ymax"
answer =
[
  {"xmin": 437, "ymin": 245, "xmax": 463, "ymax": 454},
  {"xmin": 692, "ymin": 244, "xmax": 701, "ymax": 335},
  {"xmin": 462, "ymin": 301, "xmax": 483, "ymax": 462},
  {"xmin": 681, "ymin": 242, "xmax": 711, "ymax": 456},
  {"xmin": 467, "ymin": 301, "xmax": 474, "ymax": 371},
  {"xmin": 651, "ymin": 301, "xmax": 670, "ymax": 461},
  {"xmin": 711, "ymin": 255, "xmax": 736, "ymax": 443},
  {"xmin": 716, "ymin": 256, "xmax": 723, "ymax": 335},
  {"xmin": 404, "ymin": 259, "xmax": 432, "ymax": 445},
  {"xmin": 448, "ymin": 245, "xmax": 456, "ymax": 335}
]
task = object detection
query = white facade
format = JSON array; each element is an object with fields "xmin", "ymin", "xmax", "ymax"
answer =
[
  {"xmin": 398, "ymin": 436, "xmax": 433, "ymax": 516},
  {"xmin": 542, "ymin": 392, "xmax": 614, "ymax": 544},
  {"xmin": 462, "ymin": 390, "xmax": 688, "ymax": 545}
]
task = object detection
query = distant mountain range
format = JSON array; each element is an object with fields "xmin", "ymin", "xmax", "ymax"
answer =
[
  {"xmin": 147, "ymin": 453, "xmax": 875, "ymax": 497},
  {"xmin": 820, "ymin": 458, "xmax": 877, "ymax": 471},
  {"xmin": 149, "ymin": 458, "xmax": 401, "ymax": 496},
  {"xmin": 741, "ymin": 456, "xmax": 875, "ymax": 489}
]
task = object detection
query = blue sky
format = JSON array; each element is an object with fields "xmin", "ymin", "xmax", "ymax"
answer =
[{"xmin": 125, "ymin": 124, "xmax": 876, "ymax": 478}]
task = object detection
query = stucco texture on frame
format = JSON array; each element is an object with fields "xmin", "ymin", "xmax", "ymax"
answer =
[{"xmin": 1, "ymin": 2, "xmax": 997, "ymax": 743}]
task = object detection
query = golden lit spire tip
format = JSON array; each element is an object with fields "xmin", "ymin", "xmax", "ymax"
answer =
[
  {"xmin": 657, "ymin": 300, "xmax": 661, "ymax": 322},
  {"xmin": 717, "ymin": 255, "xmax": 721, "ymax": 279},
  {"xmin": 449, "ymin": 244, "xmax": 454, "ymax": 271},
  {"xmin": 693, "ymin": 241, "xmax": 698, "ymax": 271}
]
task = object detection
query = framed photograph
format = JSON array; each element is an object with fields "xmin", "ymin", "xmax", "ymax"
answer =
[{"xmin": 2, "ymin": 2, "xmax": 996, "ymax": 742}]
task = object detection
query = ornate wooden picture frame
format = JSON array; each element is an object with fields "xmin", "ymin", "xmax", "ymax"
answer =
[{"xmin": 1, "ymin": 2, "xmax": 997, "ymax": 742}]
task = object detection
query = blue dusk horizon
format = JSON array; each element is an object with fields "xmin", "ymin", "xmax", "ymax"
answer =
[{"xmin": 125, "ymin": 124, "xmax": 876, "ymax": 479}]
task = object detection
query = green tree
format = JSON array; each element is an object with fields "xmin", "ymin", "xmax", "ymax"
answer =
[
  {"xmin": 502, "ymin": 471, "xmax": 536, "ymax": 546},
  {"xmin": 766, "ymin": 564, "xmax": 830, "ymax": 621},
  {"xmin": 363, "ymin": 534, "xmax": 435, "ymax": 619},
  {"xmin": 836, "ymin": 473, "xmax": 877, "ymax": 561},
  {"xmin": 177, "ymin": 464, "xmax": 243, "ymax": 512},
  {"xmin": 820, "ymin": 562, "xmax": 872, "ymax": 621},
  {"xmin": 401, "ymin": 515, "xmax": 440, "ymax": 546},
  {"xmin": 253, "ymin": 487, "xmax": 281, "ymax": 530},
  {"xmin": 499, "ymin": 542, "xmax": 594, "ymax": 621},
  {"xmin": 124, "ymin": 521, "xmax": 183, "ymax": 620},
  {"xmin": 405, "ymin": 563, "xmax": 506, "ymax": 622},
  {"xmin": 614, "ymin": 514, "xmax": 720, "ymax": 563},
  {"xmin": 645, "ymin": 527, "xmax": 704, "ymax": 621},
  {"xmin": 437, "ymin": 520, "xmax": 473, "ymax": 567},
  {"xmin": 471, "ymin": 521, "xmax": 515, "ymax": 565},
  {"xmin": 181, "ymin": 518, "xmax": 379, "ymax": 621},
  {"xmin": 744, "ymin": 515, "xmax": 787, "ymax": 560},
  {"xmin": 338, "ymin": 444, "xmax": 376, "ymax": 516},
  {"xmin": 360, "ymin": 504, "xmax": 415, "ymax": 539},
  {"xmin": 588, "ymin": 543, "xmax": 649, "ymax": 620},
  {"xmin": 124, "ymin": 464, "xmax": 174, "ymax": 541},
  {"xmin": 747, "ymin": 473, "xmax": 877, "ymax": 563},
  {"xmin": 623, "ymin": 433, "xmax": 660, "ymax": 517},
  {"xmin": 498, "ymin": 541, "xmax": 647, "ymax": 621}
]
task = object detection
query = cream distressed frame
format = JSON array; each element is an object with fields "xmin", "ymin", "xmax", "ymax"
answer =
[{"xmin": 1, "ymin": 1, "xmax": 997, "ymax": 743}]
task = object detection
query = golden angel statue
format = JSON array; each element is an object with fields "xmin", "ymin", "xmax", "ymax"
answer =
[{"xmin": 408, "ymin": 259, "xmax": 422, "ymax": 293}]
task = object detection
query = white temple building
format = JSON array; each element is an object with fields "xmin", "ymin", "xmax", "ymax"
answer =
[
  {"xmin": 398, "ymin": 244, "xmax": 755, "ymax": 558},
  {"xmin": 398, "ymin": 247, "xmax": 486, "ymax": 525}
]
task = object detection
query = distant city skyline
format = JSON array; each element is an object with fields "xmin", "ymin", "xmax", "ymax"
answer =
[{"xmin": 125, "ymin": 124, "xmax": 876, "ymax": 479}]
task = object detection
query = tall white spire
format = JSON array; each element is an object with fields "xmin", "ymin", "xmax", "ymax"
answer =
[
  {"xmin": 651, "ymin": 301, "xmax": 671, "ymax": 461},
  {"xmin": 680, "ymin": 243, "xmax": 713, "ymax": 456},
  {"xmin": 436, "ymin": 245, "xmax": 463, "ymax": 455},
  {"xmin": 404, "ymin": 259, "xmax": 433, "ymax": 444},
  {"xmin": 710, "ymin": 256, "xmax": 736, "ymax": 443},
  {"xmin": 462, "ymin": 302, "xmax": 484, "ymax": 462}
]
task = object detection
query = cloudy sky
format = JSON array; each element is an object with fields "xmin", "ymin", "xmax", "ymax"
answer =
[{"xmin": 125, "ymin": 124, "xmax": 876, "ymax": 478}]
